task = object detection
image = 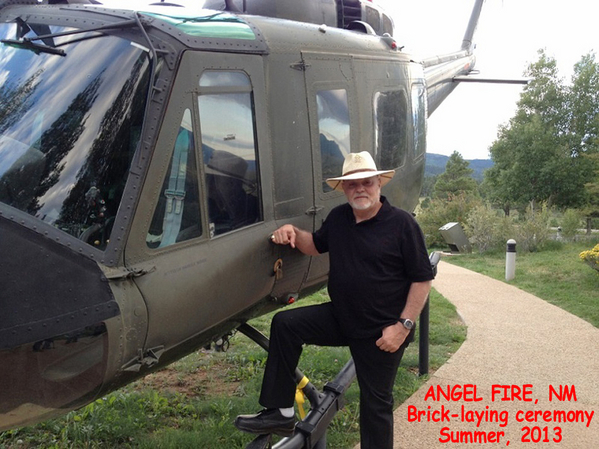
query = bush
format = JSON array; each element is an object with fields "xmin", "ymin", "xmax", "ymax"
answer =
[
  {"xmin": 464, "ymin": 205, "xmax": 515, "ymax": 253},
  {"xmin": 416, "ymin": 193, "xmax": 482, "ymax": 248},
  {"xmin": 560, "ymin": 209, "xmax": 582, "ymax": 240},
  {"xmin": 496, "ymin": 214, "xmax": 517, "ymax": 245},
  {"xmin": 464, "ymin": 205, "xmax": 499, "ymax": 253},
  {"xmin": 515, "ymin": 203, "xmax": 551, "ymax": 252}
]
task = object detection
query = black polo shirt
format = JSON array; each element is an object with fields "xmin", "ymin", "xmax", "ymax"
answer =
[{"xmin": 312, "ymin": 196, "xmax": 434, "ymax": 339}]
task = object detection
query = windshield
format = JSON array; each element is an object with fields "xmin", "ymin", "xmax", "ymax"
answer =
[{"xmin": 0, "ymin": 22, "xmax": 151, "ymax": 250}]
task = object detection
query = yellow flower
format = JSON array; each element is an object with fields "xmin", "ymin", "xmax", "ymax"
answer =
[{"xmin": 580, "ymin": 244, "xmax": 599, "ymax": 271}]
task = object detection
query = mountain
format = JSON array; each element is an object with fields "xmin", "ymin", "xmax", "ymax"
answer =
[{"xmin": 424, "ymin": 153, "xmax": 493, "ymax": 181}]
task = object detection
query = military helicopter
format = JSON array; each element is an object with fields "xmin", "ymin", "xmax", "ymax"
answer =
[{"xmin": 0, "ymin": 0, "xmax": 483, "ymax": 442}]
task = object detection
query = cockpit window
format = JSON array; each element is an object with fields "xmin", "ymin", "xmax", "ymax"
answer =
[{"xmin": 0, "ymin": 22, "xmax": 151, "ymax": 250}]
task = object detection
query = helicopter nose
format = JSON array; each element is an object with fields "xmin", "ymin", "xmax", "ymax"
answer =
[{"xmin": 0, "ymin": 215, "xmax": 120, "ymax": 431}]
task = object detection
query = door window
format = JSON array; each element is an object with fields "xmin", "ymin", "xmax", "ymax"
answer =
[
  {"xmin": 198, "ymin": 71, "xmax": 262, "ymax": 237},
  {"xmin": 316, "ymin": 89, "xmax": 351, "ymax": 192}
]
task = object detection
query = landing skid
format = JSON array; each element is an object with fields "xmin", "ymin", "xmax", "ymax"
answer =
[{"xmin": 237, "ymin": 323, "xmax": 355, "ymax": 449}]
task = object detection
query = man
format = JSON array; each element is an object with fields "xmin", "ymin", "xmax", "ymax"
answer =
[{"xmin": 235, "ymin": 152, "xmax": 434, "ymax": 448}]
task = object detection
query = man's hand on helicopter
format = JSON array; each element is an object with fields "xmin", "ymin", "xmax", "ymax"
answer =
[
  {"xmin": 270, "ymin": 225, "xmax": 319, "ymax": 256},
  {"xmin": 270, "ymin": 224, "xmax": 298, "ymax": 247}
]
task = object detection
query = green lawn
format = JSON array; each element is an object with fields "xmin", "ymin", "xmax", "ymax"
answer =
[{"xmin": 443, "ymin": 239, "xmax": 599, "ymax": 328}]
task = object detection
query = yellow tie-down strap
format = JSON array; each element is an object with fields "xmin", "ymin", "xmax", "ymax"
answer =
[{"xmin": 295, "ymin": 376, "xmax": 310, "ymax": 419}]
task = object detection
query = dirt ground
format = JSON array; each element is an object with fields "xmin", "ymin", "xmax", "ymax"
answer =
[{"xmin": 132, "ymin": 348, "xmax": 241, "ymax": 399}]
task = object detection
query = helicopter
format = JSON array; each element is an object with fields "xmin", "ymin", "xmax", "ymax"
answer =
[{"xmin": 0, "ymin": 0, "xmax": 484, "ymax": 442}]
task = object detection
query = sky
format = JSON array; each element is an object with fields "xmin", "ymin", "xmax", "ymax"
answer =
[{"xmin": 377, "ymin": 0, "xmax": 599, "ymax": 160}]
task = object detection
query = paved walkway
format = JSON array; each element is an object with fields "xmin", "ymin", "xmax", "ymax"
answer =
[{"xmin": 385, "ymin": 260, "xmax": 599, "ymax": 448}]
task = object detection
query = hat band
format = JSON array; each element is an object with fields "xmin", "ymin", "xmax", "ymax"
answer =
[{"xmin": 342, "ymin": 168, "xmax": 377, "ymax": 177}]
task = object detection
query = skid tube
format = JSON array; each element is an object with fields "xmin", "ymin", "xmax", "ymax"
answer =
[{"xmin": 237, "ymin": 323, "xmax": 355, "ymax": 449}]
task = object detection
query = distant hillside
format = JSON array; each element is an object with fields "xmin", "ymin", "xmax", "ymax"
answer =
[{"xmin": 425, "ymin": 153, "xmax": 493, "ymax": 181}]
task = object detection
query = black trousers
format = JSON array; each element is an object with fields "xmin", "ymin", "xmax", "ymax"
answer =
[{"xmin": 259, "ymin": 302, "xmax": 411, "ymax": 449}]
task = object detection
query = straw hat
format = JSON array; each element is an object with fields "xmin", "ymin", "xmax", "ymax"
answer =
[{"xmin": 326, "ymin": 151, "xmax": 395, "ymax": 191}]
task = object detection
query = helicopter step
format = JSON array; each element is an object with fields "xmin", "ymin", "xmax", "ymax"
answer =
[
  {"xmin": 247, "ymin": 434, "xmax": 273, "ymax": 449},
  {"xmin": 237, "ymin": 323, "xmax": 354, "ymax": 449}
]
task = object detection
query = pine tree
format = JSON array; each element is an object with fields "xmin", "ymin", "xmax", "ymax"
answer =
[{"xmin": 433, "ymin": 151, "xmax": 477, "ymax": 199}]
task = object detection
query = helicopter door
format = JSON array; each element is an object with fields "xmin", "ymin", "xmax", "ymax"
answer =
[
  {"xmin": 125, "ymin": 52, "xmax": 276, "ymax": 353},
  {"xmin": 301, "ymin": 52, "xmax": 357, "ymax": 286}
]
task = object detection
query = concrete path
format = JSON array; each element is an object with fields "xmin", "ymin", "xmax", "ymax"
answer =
[{"xmin": 386, "ymin": 260, "xmax": 599, "ymax": 448}]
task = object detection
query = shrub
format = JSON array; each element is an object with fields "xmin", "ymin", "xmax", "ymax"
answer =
[
  {"xmin": 464, "ymin": 205, "xmax": 519, "ymax": 253},
  {"xmin": 417, "ymin": 193, "xmax": 482, "ymax": 248},
  {"xmin": 495, "ymin": 214, "xmax": 517, "ymax": 245},
  {"xmin": 515, "ymin": 203, "xmax": 551, "ymax": 252},
  {"xmin": 560, "ymin": 209, "xmax": 582, "ymax": 241},
  {"xmin": 464, "ymin": 205, "xmax": 501, "ymax": 253}
]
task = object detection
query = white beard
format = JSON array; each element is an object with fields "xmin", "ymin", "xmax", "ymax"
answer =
[{"xmin": 349, "ymin": 197, "xmax": 376, "ymax": 210}]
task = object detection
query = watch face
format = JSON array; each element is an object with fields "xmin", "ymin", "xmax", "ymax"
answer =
[{"xmin": 401, "ymin": 319, "xmax": 414, "ymax": 329}]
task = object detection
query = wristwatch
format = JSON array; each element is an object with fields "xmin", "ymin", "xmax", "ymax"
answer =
[{"xmin": 398, "ymin": 318, "xmax": 414, "ymax": 330}]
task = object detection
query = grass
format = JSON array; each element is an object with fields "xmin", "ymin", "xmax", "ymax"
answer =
[
  {"xmin": 0, "ymin": 289, "xmax": 466, "ymax": 449},
  {"xmin": 5, "ymin": 240, "xmax": 594, "ymax": 448},
  {"xmin": 443, "ymin": 239, "xmax": 599, "ymax": 328}
]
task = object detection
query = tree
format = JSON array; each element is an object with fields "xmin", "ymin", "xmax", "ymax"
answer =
[
  {"xmin": 433, "ymin": 151, "xmax": 477, "ymax": 198},
  {"xmin": 420, "ymin": 174, "xmax": 438, "ymax": 198},
  {"xmin": 581, "ymin": 152, "xmax": 599, "ymax": 232},
  {"xmin": 484, "ymin": 50, "xmax": 591, "ymax": 213},
  {"xmin": 570, "ymin": 53, "xmax": 599, "ymax": 155},
  {"xmin": 569, "ymin": 53, "xmax": 599, "ymax": 231}
]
